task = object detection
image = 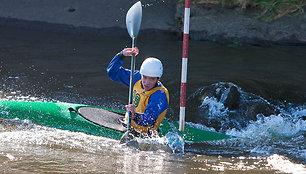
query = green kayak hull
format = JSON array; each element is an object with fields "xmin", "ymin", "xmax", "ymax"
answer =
[{"xmin": 0, "ymin": 100, "xmax": 234, "ymax": 143}]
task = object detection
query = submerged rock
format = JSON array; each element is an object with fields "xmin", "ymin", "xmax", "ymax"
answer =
[
  {"xmin": 240, "ymin": 100, "xmax": 278, "ymax": 122},
  {"xmin": 188, "ymin": 82, "xmax": 280, "ymax": 131},
  {"xmin": 219, "ymin": 85, "xmax": 240, "ymax": 110}
]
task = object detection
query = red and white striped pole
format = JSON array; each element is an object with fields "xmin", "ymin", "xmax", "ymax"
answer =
[{"xmin": 179, "ymin": 0, "xmax": 190, "ymax": 132}]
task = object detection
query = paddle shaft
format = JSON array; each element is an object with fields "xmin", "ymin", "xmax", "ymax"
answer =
[
  {"xmin": 121, "ymin": 1, "xmax": 142, "ymax": 143},
  {"xmin": 127, "ymin": 37, "xmax": 136, "ymax": 136}
]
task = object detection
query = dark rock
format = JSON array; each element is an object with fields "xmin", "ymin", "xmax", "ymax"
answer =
[
  {"xmin": 197, "ymin": 82, "xmax": 240, "ymax": 110},
  {"xmin": 240, "ymin": 101, "xmax": 279, "ymax": 121},
  {"xmin": 220, "ymin": 85, "xmax": 240, "ymax": 110},
  {"xmin": 189, "ymin": 82, "xmax": 280, "ymax": 130}
]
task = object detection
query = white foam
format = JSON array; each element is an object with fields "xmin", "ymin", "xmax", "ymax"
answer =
[
  {"xmin": 135, "ymin": 132, "xmax": 184, "ymax": 153},
  {"xmin": 267, "ymin": 154, "xmax": 306, "ymax": 174},
  {"xmin": 226, "ymin": 114, "xmax": 306, "ymax": 140},
  {"xmin": 200, "ymin": 96, "xmax": 229, "ymax": 118}
]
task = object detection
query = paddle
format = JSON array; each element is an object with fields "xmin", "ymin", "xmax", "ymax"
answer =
[{"xmin": 120, "ymin": 1, "xmax": 142, "ymax": 144}]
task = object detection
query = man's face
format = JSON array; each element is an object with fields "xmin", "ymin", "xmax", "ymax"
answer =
[{"xmin": 141, "ymin": 75, "xmax": 159, "ymax": 91}]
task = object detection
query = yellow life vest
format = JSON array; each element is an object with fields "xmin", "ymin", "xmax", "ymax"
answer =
[{"xmin": 125, "ymin": 79, "xmax": 169, "ymax": 134}]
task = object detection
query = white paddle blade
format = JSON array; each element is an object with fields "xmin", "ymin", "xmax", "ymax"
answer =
[{"xmin": 126, "ymin": 1, "xmax": 142, "ymax": 38}]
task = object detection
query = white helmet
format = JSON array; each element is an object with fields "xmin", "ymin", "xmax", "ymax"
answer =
[{"xmin": 140, "ymin": 57, "xmax": 163, "ymax": 78}]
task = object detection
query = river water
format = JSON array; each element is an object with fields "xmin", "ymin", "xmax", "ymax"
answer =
[{"xmin": 0, "ymin": 25, "xmax": 305, "ymax": 173}]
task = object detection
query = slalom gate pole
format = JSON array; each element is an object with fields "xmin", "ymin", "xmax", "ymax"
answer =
[{"xmin": 179, "ymin": 0, "xmax": 190, "ymax": 132}]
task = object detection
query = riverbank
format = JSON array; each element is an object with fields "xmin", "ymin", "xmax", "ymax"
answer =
[
  {"xmin": 0, "ymin": 0, "xmax": 305, "ymax": 46},
  {"xmin": 176, "ymin": 3, "xmax": 306, "ymax": 46}
]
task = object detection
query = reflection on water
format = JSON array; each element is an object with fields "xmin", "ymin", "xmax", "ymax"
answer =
[
  {"xmin": 0, "ymin": 25, "xmax": 305, "ymax": 173},
  {"xmin": 2, "ymin": 123, "xmax": 303, "ymax": 173}
]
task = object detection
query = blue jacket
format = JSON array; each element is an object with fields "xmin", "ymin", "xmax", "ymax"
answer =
[{"xmin": 107, "ymin": 52, "xmax": 168, "ymax": 127}]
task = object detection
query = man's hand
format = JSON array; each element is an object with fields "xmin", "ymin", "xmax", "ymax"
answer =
[
  {"xmin": 125, "ymin": 104, "xmax": 136, "ymax": 119},
  {"xmin": 123, "ymin": 47, "xmax": 139, "ymax": 57}
]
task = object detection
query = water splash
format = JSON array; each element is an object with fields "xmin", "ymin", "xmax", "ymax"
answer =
[
  {"xmin": 200, "ymin": 96, "xmax": 229, "ymax": 118},
  {"xmin": 267, "ymin": 154, "xmax": 306, "ymax": 173},
  {"xmin": 0, "ymin": 118, "xmax": 35, "ymax": 131},
  {"xmin": 135, "ymin": 132, "xmax": 184, "ymax": 153},
  {"xmin": 217, "ymin": 105, "xmax": 306, "ymax": 163},
  {"xmin": 163, "ymin": 132, "xmax": 184, "ymax": 153},
  {"xmin": 185, "ymin": 82, "xmax": 305, "ymax": 163},
  {"xmin": 226, "ymin": 114, "xmax": 305, "ymax": 140},
  {"xmin": 0, "ymin": 123, "xmax": 118, "ymax": 153}
]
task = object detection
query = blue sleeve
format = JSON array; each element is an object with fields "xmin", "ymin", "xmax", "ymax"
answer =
[
  {"xmin": 107, "ymin": 52, "xmax": 141, "ymax": 87},
  {"xmin": 134, "ymin": 90, "xmax": 168, "ymax": 127}
]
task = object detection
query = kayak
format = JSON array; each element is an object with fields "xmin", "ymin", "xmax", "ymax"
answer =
[{"xmin": 0, "ymin": 100, "xmax": 234, "ymax": 143}]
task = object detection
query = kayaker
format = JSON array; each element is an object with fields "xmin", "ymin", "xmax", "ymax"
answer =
[{"xmin": 107, "ymin": 47, "xmax": 169, "ymax": 135}]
